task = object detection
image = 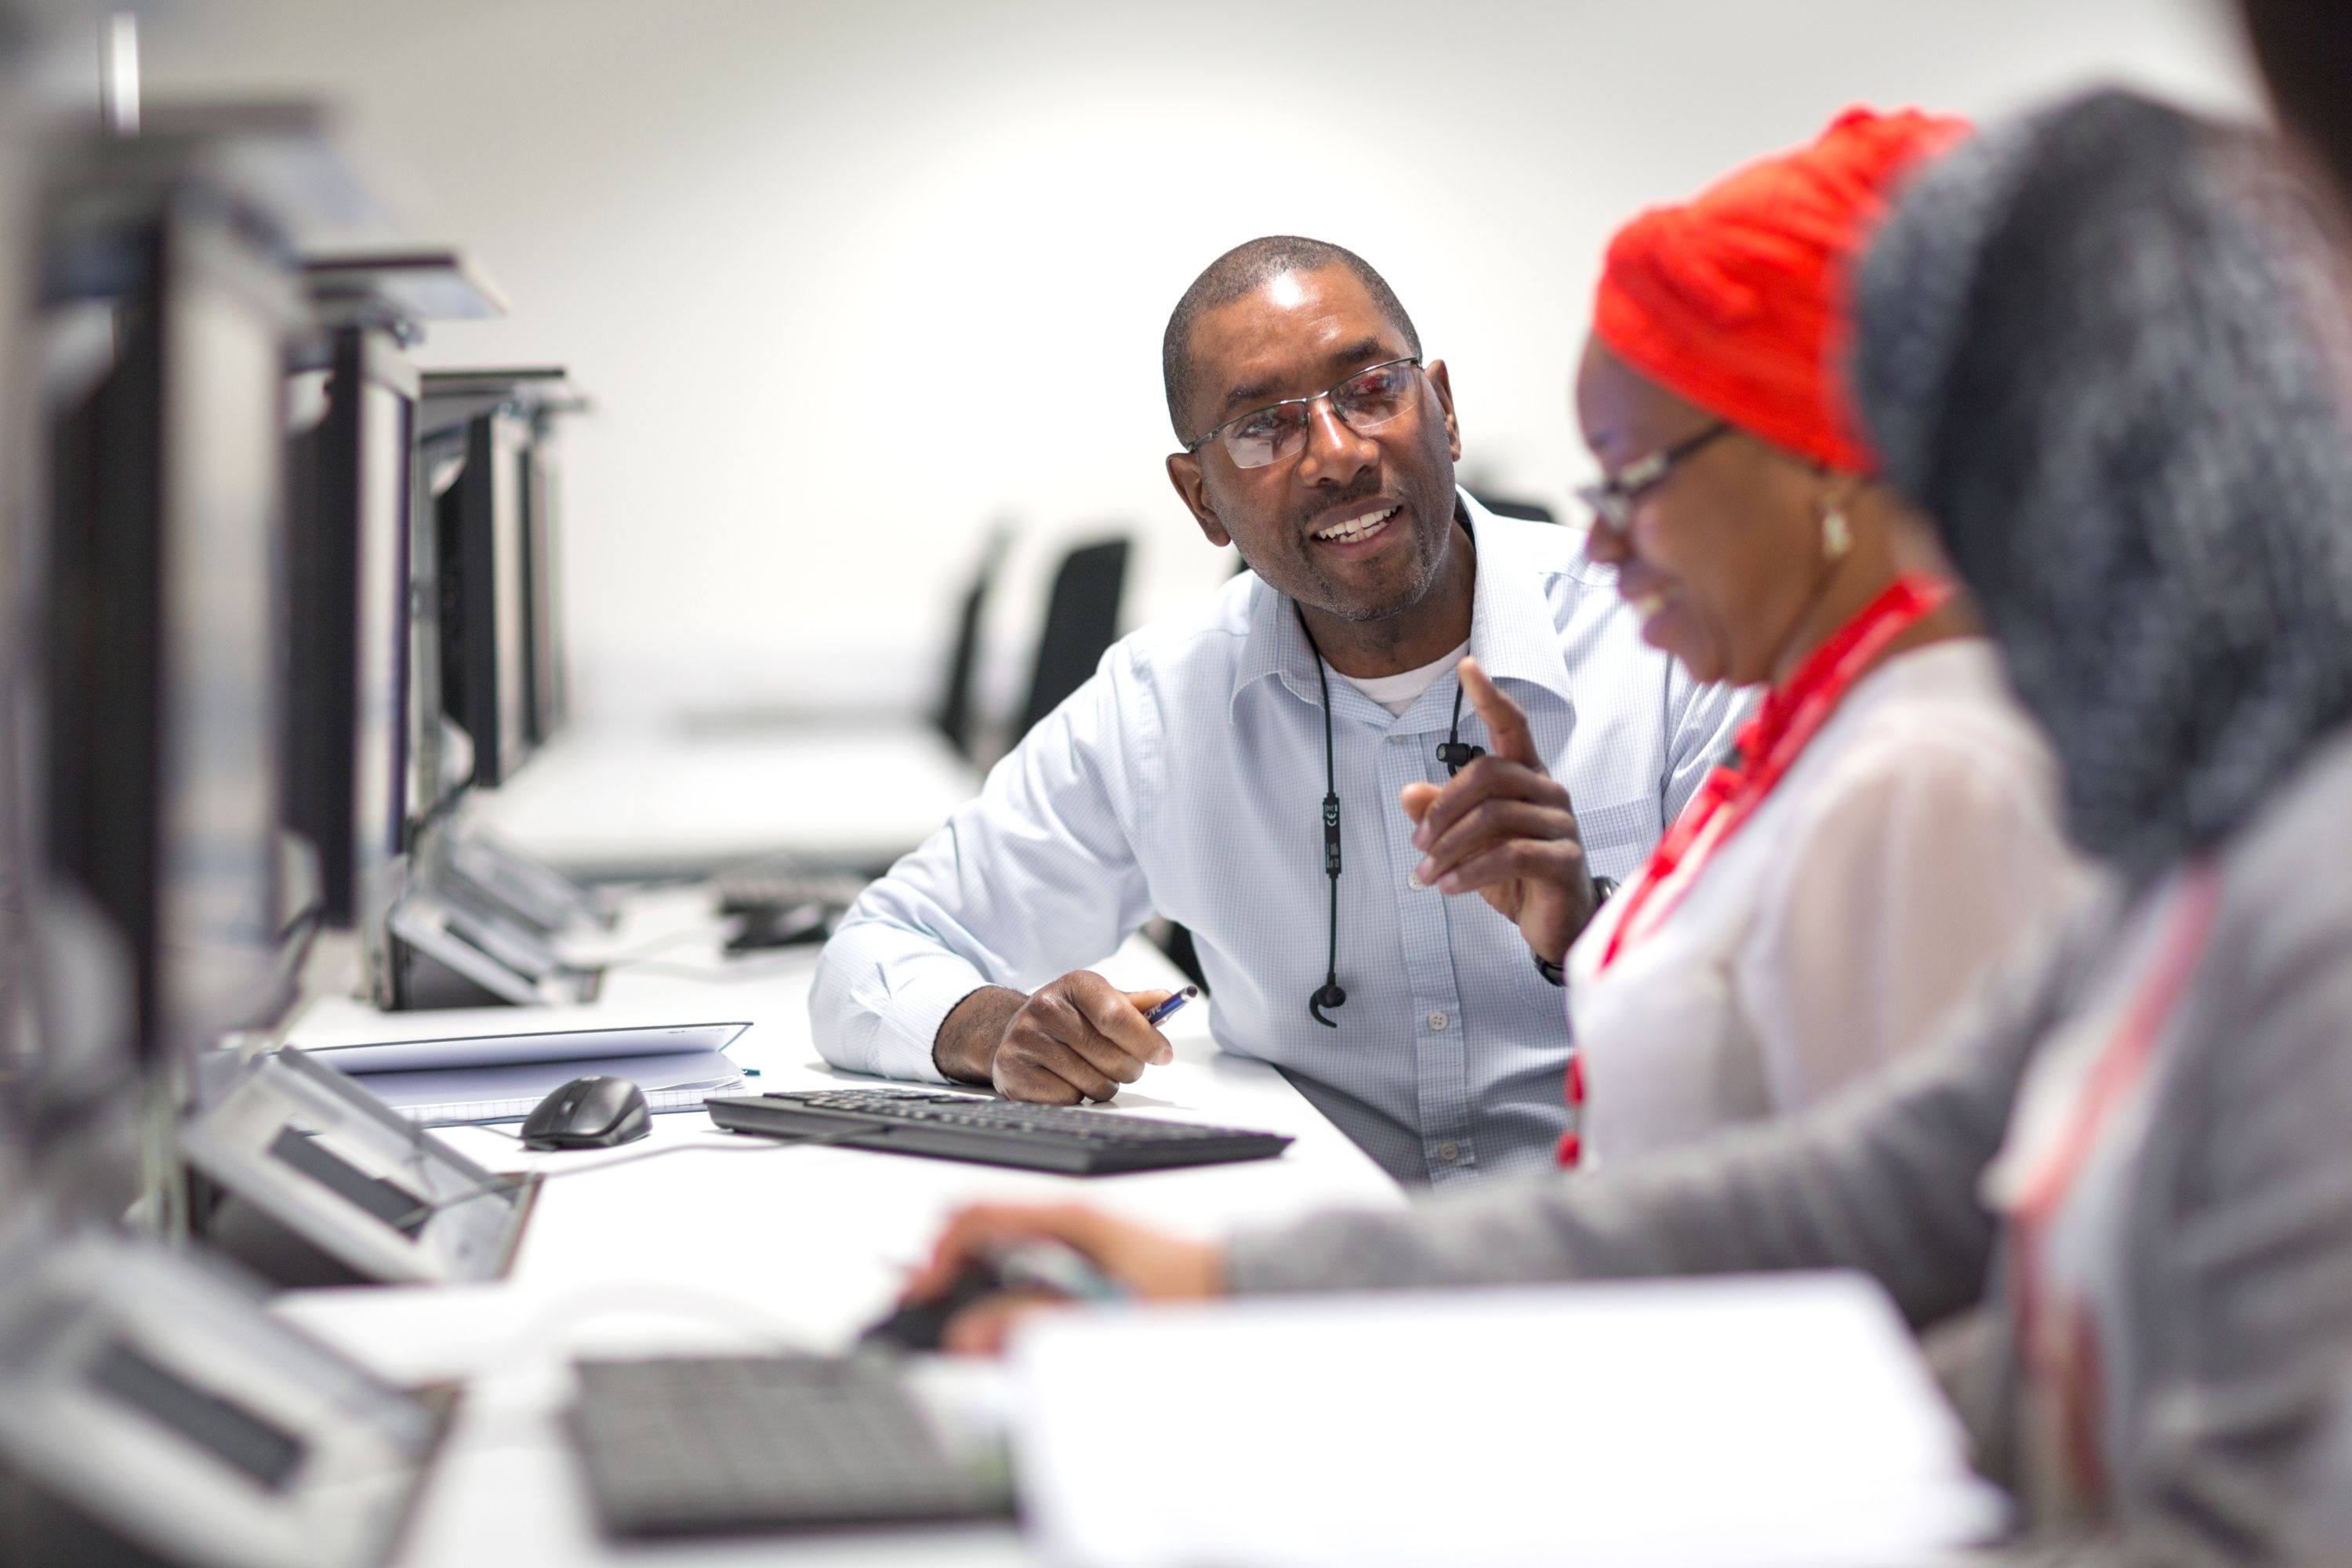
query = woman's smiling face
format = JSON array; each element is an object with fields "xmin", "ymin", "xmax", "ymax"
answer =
[{"xmin": 1573, "ymin": 336, "xmax": 1835, "ymax": 687}]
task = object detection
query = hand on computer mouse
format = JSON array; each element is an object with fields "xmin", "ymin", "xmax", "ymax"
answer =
[
  {"xmin": 860, "ymin": 1254, "xmax": 1042, "ymax": 1354},
  {"xmin": 903, "ymin": 1203, "xmax": 1225, "ymax": 1356},
  {"xmin": 931, "ymin": 975, "xmax": 1178, "ymax": 1105}
]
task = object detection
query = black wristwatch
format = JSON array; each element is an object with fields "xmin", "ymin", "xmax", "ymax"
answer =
[{"xmin": 1534, "ymin": 876, "xmax": 1619, "ymax": 988}]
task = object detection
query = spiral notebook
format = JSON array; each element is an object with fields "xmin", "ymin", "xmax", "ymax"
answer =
[{"xmin": 298, "ymin": 1022, "xmax": 751, "ymax": 1127}]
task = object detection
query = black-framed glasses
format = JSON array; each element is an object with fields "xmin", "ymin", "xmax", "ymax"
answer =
[
  {"xmin": 1575, "ymin": 422, "xmax": 1731, "ymax": 528},
  {"xmin": 1183, "ymin": 356, "xmax": 1424, "ymax": 470}
]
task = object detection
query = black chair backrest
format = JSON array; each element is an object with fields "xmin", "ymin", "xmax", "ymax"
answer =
[
  {"xmin": 931, "ymin": 528, "xmax": 1011, "ymax": 760},
  {"xmin": 1018, "ymin": 536, "xmax": 1131, "ymax": 741}
]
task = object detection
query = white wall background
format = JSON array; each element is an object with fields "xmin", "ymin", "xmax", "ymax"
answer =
[{"xmin": 89, "ymin": 0, "xmax": 2264, "ymax": 728}]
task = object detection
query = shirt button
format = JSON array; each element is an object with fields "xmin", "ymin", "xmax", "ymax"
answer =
[
  {"xmin": 1428, "ymin": 1011, "xmax": 1447, "ymax": 1031},
  {"xmin": 1436, "ymin": 1141, "xmax": 1460, "ymax": 1163}
]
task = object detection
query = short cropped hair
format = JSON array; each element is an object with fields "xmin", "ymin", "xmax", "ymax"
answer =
[{"xmin": 1161, "ymin": 235, "xmax": 1422, "ymax": 443}]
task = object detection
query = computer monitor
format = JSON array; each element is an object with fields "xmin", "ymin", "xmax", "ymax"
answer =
[
  {"xmin": 517, "ymin": 429, "xmax": 567, "ymax": 746},
  {"xmin": 37, "ymin": 194, "xmax": 302, "ymax": 1075},
  {"xmin": 282, "ymin": 329, "xmax": 414, "ymax": 935},
  {"xmin": 430, "ymin": 408, "xmax": 533, "ymax": 790},
  {"xmin": 416, "ymin": 365, "xmax": 573, "ymax": 798},
  {"xmin": 387, "ymin": 366, "xmax": 605, "ymax": 1000}
]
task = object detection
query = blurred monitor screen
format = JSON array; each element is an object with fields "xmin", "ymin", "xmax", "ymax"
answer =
[
  {"xmin": 164, "ymin": 279, "xmax": 289, "ymax": 1047},
  {"xmin": 284, "ymin": 332, "xmax": 412, "ymax": 930},
  {"xmin": 517, "ymin": 438, "xmax": 565, "ymax": 746},
  {"xmin": 433, "ymin": 411, "xmax": 532, "ymax": 790},
  {"xmin": 42, "ymin": 213, "xmax": 296, "ymax": 1065},
  {"xmin": 352, "ymin": 369, "xmax": 412, "ymax": 917}
]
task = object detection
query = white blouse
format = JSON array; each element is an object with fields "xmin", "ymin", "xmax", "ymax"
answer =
[{"xmin": 1566, "ymin": 639, "xmax": 2087, "ymax": 1167}]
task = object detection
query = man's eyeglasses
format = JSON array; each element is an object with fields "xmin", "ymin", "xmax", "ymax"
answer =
[
  {"xmin": 1184, "ymin": 357, "xmax": 1424, "ymax": 470},
  {"xmin": 1575, "ymin": 422, "xmax": 1731, "ymax": 528}
]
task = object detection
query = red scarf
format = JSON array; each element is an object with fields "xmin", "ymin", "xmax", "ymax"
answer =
[{"xmin": 1559, "ymin": 572, "xmax": 1954, "ymax": 1167}]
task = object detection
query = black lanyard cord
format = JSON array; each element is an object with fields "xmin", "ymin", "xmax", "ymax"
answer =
[
  {"xmin": 1295, "ymin": 613, "xmax": 1483, "ymax": 1030},
  {"xmin": 1436, "ymin": 676, "xmax": 1486, "ymax": 775},
  {"xmin": 1303, "ymin": 612, "xmax": 1348, "ymax": 1028}
]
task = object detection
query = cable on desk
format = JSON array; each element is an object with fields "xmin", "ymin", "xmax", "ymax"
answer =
[{"xmin": 388, "ymin": 1124, "xmax": 873, "ymax": 1232}]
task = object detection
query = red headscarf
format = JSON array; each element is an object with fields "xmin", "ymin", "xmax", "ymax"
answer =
[{"xmin": 1592, "ymin": 107, "xmax": 1971, "ymax": 474}]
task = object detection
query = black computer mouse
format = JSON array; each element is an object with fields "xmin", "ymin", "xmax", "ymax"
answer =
[
  {"xmin": 858, "ymin": 1241, "xmax": 1120, "ymax": 1354},
  {"xmin": 522, "ymin": 1074, "xmax": 652, "ymax": 1151},
  {"xmin": 858, "ymin": 1256, "xmax": 1013, "ymax": 1354}
]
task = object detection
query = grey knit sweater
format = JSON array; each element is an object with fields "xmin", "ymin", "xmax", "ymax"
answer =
[{"xmin": 1228, "ymin": 729, "xmax": 2352, "ymax": 1566}]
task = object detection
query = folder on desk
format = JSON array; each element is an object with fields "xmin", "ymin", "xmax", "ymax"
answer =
[{"xmin": 299, "ymin": 1023, "xmax": 752, "ymax": 1127}]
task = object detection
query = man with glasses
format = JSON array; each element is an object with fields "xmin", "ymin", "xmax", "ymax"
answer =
[{"xmin": 812, "ymin": 236, "xmax": 1746, "ymax": 1185}]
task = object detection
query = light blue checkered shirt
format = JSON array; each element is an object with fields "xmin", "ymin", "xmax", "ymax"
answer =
[{"xmin": 811, "ymin": 495, "xmax": 1748, "ymax": 1185}]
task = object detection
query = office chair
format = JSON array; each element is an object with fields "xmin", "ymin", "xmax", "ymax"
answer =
[
  {"xmin": 1015, "ymin": 536, "xmax": 1131, "ymax": 742},
  {"xmin": 931, "ymin": 526, "xmax": 1011, "ymax": 761}
]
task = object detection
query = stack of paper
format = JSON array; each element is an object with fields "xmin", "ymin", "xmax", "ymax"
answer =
[
  {"xmin": 1011, "ymin": 1270, "xmax": 2005, "ymax": 1568},
  {"xmin": 297, "ymin": 1022, "xmax": 750, "ymax": 1126}
]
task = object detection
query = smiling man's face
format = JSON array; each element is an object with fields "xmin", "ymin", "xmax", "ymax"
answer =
[{"xmin": 1167, "ymin": 265, "xmax": 1465, "ymax": 630}]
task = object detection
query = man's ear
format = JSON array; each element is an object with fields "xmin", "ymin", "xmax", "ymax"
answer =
[
  {"xmin": 1167, "ymin": 452, "xmax": 1232, "ymax": 548},
  {"xmin": 1426, "ymin": 359, "xmax": 1462, "ymax": 463}
]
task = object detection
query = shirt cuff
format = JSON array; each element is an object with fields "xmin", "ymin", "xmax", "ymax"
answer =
[{"xmin": 868, "ymin": 953, "xmax": 1000, "ymax": 1086}]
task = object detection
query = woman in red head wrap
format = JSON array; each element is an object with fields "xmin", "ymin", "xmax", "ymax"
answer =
[{"xmin": 1407, "ymin": 108, "xmax": 2089, "ymax": 1169}]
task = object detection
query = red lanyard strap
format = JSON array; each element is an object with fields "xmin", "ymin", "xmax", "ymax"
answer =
[
  {"xmin": 1599, "ymin": 572, "xmax": 1953, "ymax": 974},
  {"xmin": 2014, "ymin": 866, "xmax": 2222, "ymax": 1225},
  {"xmin": 2004, "ymin": 863, "xmax": 2221, "ymax": 1504}
]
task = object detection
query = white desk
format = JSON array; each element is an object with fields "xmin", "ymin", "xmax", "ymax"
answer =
[
  {"xmin": 277, "ymin": 887, "xmax": 1402, "ymax": 1566},
  {"xmin": 470, "ymin": 722, "xmax": 983, "ymax": 880}
]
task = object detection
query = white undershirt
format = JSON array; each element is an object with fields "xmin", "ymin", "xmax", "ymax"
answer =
[{"xmin": 1340, "ymin": 640, "xmax": 1471, "ymax": 717}]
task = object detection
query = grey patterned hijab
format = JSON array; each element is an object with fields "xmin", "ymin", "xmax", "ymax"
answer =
[{"xmin": 1851, "ymin": 90, "xmax": 2352, "ymax": 877}]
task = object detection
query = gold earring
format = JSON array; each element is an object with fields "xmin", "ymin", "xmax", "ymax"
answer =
[{"xmin": 1821, "ymin": 506, "xmax": 1852, "ymax": 561}]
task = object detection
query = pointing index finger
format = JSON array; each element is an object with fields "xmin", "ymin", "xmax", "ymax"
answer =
[{"xmin": 1460, "ymin": 657, "xmax": 1541, "ymax": 767}]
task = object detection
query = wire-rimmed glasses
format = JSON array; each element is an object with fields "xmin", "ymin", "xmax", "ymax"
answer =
[
  {"xmin": 1575, "ymin": 422, "xmax": 1732, "ymax": 528},
  {"xmin": 1183, "ymin": 357, "xmax": 1425, "ymax": 470}
]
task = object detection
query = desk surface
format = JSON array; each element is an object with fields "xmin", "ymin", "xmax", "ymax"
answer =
[
  {"xmin": 469, "ymin": 721, "xmax": 983, "ymax": 880},
  {"xmin": 278, "ymin": 887, "xmax": 1400, "ymax": 1567}
]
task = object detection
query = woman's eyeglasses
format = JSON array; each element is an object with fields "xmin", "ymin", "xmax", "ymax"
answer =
[{"xmin": 1576, "ymin": 422, "xmax": 1731, "ymax": 528}]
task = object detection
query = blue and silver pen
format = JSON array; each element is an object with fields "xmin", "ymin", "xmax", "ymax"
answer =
[{"xmin": 1142, "ymin": 985, "xmax": 1200, "ymax": 1028}]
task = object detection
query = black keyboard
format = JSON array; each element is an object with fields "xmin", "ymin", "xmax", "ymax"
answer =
[
  {"xmin": 705, "ymin": 1087, "xmax": 1294, "ymax": 1174},
  {"xmin": 711, "ymin": 852, "xmax": 869, "ymax": 915},
  {"xmin": 567, "ymin": 1355, "xmax": 1008, "ymax": 1537}
]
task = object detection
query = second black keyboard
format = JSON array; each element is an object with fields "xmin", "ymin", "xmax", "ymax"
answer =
[
  {"xmin": 568, "ymin": 1355, "xmax": 1008, "ymax": 1537},
  {"xmin": 704, "ymin": 1088, "xmax": 1294, "ymax": 1174}
]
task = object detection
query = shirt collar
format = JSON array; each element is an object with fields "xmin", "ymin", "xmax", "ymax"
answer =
[{"xmin": 1230, "ymin": 488, "xmax": 1584, "ymax": 719}]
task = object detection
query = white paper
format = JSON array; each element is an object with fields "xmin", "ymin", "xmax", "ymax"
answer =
[
  {"xmin": 349, "ymin": 1050, "xmax": 744, "ymax": 1125},
  {"xmin": 1011, "ymin": 1271, "xmax": 2007, "ymax": 1568},
  {"xmin": 300, "ymin": 1022, "xmax": 748, "ymax": 1075},
  {"xmin": 296, "ymin": 1024, "xmax": 750, "ymax": 1126}
]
